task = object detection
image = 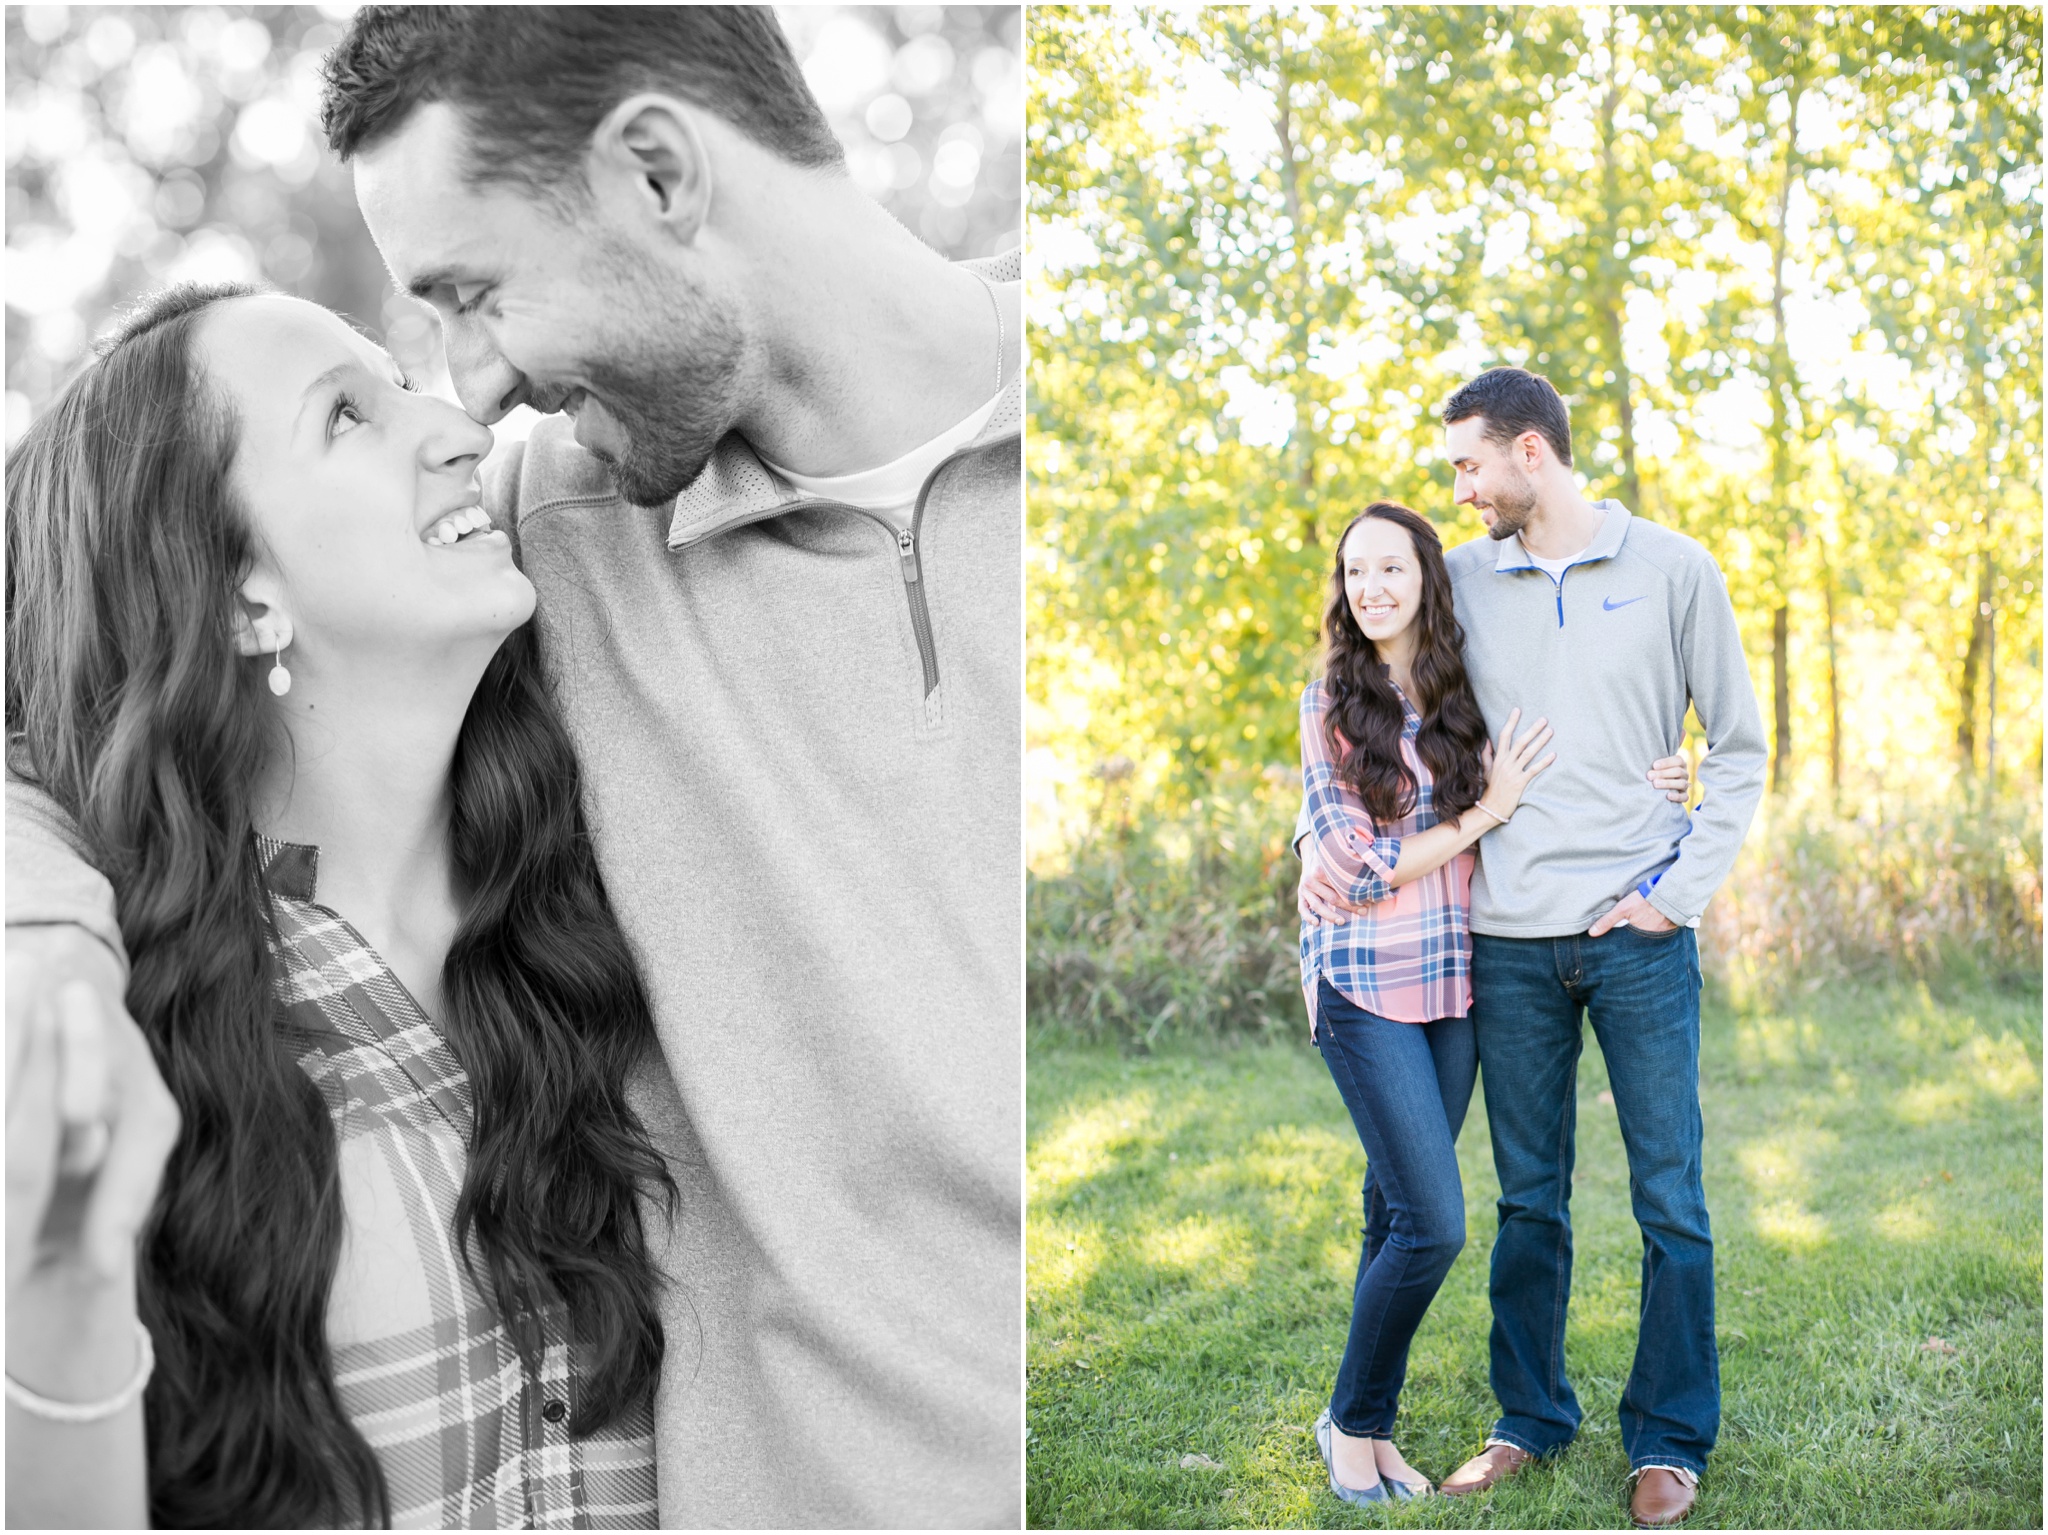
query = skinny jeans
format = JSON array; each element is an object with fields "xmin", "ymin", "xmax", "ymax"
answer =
[{"xmin": 1313, "ymin": 974, "xmax": 1476, "ymax": 1438}]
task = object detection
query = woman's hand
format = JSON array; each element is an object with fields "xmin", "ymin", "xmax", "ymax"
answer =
[
  {"xmin": 1477, "ymin": 707, "xmax": 1556, "ymax": 825},
  {"xmin": 7, "ymin": 959, "xmax": 178, "ymax": 1403},
  {"xmin": 5, "ymin": 948, "xmax": 170, "ymax": 1534},
  {"xmin": 1647, "ymin": 752, "xmax": 1692, "ymax": 803}
]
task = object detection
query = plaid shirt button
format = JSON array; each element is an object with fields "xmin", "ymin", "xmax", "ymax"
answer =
[{"xmin": 543, "ymin": 1399, "xmax": 569, "ymax": 1425}]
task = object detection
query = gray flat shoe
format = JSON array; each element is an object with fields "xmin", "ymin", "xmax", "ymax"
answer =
[
  {"xmin": 1383, "ymin": 1473, "xmax": 1432, "ymax": 1501},
  {"xmin": 1313, "ymin": 1409, "xmax": 1392, "ymax": 1507}
]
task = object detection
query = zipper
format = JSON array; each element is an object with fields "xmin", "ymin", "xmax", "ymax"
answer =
[
  {"xmin": 667, "ymin": 432, "xmax": 1013, "ymax": 703},
  {"xmin": 894, "ymin": 523, "xmax": 939, "ymax": 696},
  {"xmin": 669, "ymin": 494, "xmax": 939, "ymax": 698}
]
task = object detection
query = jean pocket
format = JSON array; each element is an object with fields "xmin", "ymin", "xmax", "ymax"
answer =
[{"xmin": 1625, "ymin": 920, "xmax": 1686, "ymax": 940}]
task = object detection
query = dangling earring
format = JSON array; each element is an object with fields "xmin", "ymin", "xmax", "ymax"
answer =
[{"xmin": 268, "ymin": 638, "xmax": 291, "ymax": 697}]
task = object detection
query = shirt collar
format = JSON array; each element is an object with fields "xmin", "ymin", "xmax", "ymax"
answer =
[
  {"xmin": 256, "ymin": 835, "xmax": 320, "ymax": 901},
  {"xmin": 1492, "ymin": 498, "xmax": 1632, "ymax": 573}
]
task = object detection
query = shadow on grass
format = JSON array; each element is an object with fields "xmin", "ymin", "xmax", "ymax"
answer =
[{"xmin": 1027, "ymin": 980, "xmax": 2042, "ymax": 1530}]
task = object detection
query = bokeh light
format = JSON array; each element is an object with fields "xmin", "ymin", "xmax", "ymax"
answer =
[{"xmin": 5, "ymin": 4, "xmax": 1022, "ymax": 448}]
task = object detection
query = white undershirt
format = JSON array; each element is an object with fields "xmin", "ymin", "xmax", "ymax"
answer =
[
  {"xmin": 1524, "ymin": 506, "xmax": 1607, "ymax": 577},
  {"xmin": 758, "ymin": 392, "xmax": 998, "ymax": 531},
  {"xmin": 1526, "ymin": 546, "xmax": 1589, "ymax": 579}
]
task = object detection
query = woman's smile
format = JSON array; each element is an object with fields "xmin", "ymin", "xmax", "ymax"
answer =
[{"xmin": 422, "ymin": 503, "xmax": 505, "ymax": 547}]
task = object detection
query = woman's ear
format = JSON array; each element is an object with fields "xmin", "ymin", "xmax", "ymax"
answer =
[
  {"xmin": 232, "ymin": 579, "xmax": 292, "ymax": 659},
  {"xmin": 591, "ymin": 92, "xmax": 713, "ymax": 244}
]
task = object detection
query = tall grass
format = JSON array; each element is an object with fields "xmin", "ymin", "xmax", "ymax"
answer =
[
  {"xmin": 1704, "ymin": 791, "xmax": 2042, "ymax": 993},
  {"xmin": 1026, "ymin": 791, "xmax": 2042, "ymax": 1043}
]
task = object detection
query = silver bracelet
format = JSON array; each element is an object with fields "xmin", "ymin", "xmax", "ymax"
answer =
[
  {"xmin": 1470, "ymin": 802, "xmax": 1510, "ymax": 826},
  {"xmin": 5, "ymin": 1318, "xmax": 154, "ymax": 1423}
]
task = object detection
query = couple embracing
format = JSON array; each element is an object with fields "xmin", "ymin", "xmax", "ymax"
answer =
[
  {"xmin": 1294, "ymin": 368, "xmax": 1768, "ymax": 1528},
  {"xmin": 7, "ymin": 7, "xmax": 1018, "ymax": 1528}
]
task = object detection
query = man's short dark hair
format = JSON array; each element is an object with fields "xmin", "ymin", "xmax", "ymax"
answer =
[
  {"xmin": 320, "ymin": 6, "xmax": 843, "ymax": 201},
  {"xmin": 1440, "ymin": 367, "xmax": 1574, "ymax": 468}
]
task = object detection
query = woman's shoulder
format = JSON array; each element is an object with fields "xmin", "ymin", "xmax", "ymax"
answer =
[{"xmin": 1300, "ymin": 675, "xmax": 1328, "ymax": 710}]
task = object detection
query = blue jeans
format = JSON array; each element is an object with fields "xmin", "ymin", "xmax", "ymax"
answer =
[
  {"xmin": 1470, "ymin": 926, "xmax": 1716, "ymax": 1475},
  {"xmin": 1314, "ymin": 975, "xmax": 1477, "ymax": 1438}
]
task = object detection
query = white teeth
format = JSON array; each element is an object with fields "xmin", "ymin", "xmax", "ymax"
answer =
[{"xmin": 425, "ymin": 508, "xmax": 492, "ymax": 546}]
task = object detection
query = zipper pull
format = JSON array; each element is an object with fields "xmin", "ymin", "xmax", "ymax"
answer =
[{"xmin": 897, "ymin": 527, "xmax": 919, "ymax": 582}]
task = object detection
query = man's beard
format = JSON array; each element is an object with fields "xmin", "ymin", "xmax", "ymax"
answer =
[
  {"xmin": 580, "ymin": 338, "xmax": 740, "ymax": 507},
  {"xmin": 1483, "ymin": 470, "xmax": 1539, "ymax": 541},
  {"xmin": 571, "ymin": 248, "xmax": 744, "ymax": 507}
]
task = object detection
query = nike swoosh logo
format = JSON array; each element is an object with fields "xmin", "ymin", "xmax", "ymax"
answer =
[{"xmin": 1603, "ymin": 595, "xmax": 1648, "ymax": 611}]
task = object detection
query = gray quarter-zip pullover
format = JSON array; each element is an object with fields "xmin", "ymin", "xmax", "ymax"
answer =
[{"xmin": 1299, "ymin": 501, "xmax": 1766, "ymax": 938}]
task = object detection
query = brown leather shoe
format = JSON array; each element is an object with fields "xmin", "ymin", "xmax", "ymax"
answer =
[
  {"xmin": 1438, "ymin": 1441, "xmax": 1532, "ymax": 1496},
  {"xmin": 1629, "ymin": 1467, "xmax": 1699, "ymax": 1527}
]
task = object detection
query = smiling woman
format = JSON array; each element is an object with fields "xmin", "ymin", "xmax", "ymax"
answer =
[
  {"xmin": 199, "ymin": 293, "xmax": 535, "ymax": 682},
  {"xmin": 5, "ymin": 281, "xmax": 673, "ymax": 1528}
]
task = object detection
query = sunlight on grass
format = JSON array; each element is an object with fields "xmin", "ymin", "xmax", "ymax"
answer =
[
  {"xmin": 1894, "ymin": 1030, "xmax": 2041, "ymax": 1125},
  {"xmin": 1966, "ymin": 1032, "xmax": 2039, "ymax": 1098},
  {"xmin": 1030, "ymin": 1091, "xmax": 1156, "ymax": 1200},
  {"xmin": 1732, "ymin": 1008, "xmax": 1823, "ymax": 1070},
  {"xmin": 1734, "ymin": 1124, "xmax": 1836, "ymax": 1191},
  {"xmin": 1737, "ymin": 1126, "xmax": 1838, "ymax": 1252},
  {"xmin": 1195, "ymin": 1125, "xmax": 1338, "ymax": 1233},
  {"xmin": 1134, "ymin": 1215, "xmax": 1256, "ymax": 1289},
  {"xmin": 1872, "ymin": 1193, "xmax": 1938, "ymax": 1243},
  {"xmin": 1030, "ymin": 1223, "xmax": 1103, "ymax": 1303},
  {"xmin": 1751, "ymin": 1198, "xmax": 1832, "ymax": 1250}
]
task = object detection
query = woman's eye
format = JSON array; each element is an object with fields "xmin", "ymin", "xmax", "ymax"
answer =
[
  {"xmin": 454, "ymin": 287, "xmax": 489, "ymax": 316},
  {"xmin": 329, "ymin": 393, "xmax": 366, "ymax": 438}
]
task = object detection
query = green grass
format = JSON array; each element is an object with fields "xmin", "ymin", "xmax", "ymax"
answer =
[{"xmin": 1026, "ymin": 980, "xmax": 2043, "ymax": 1529}]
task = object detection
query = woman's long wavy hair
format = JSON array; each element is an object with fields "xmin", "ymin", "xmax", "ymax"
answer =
[
  {"xmin": 1321, "ymin": 502, "xmax": 1489, "ymax": 823},
  {"xmin": 5, "ymin": 283, "xmax": 674, "ymax": 1528}
]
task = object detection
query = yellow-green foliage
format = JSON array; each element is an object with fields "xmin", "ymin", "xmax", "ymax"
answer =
[{"xmin": 1028, "ymin": 7, "xmax": 2043, "ymax": 828}]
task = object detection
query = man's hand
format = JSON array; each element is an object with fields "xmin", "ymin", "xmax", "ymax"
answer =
[
  {"xmin": 1296, "ymin": 840, "xmax": 1368, "ymax": 927},
  {"xmin": 1587, "ymin": 890, "xmax": 1678, "ymax": 938},
  {"xmin": 6, "ymin": 927, "xmax": 177, "ymax": 1282},
  {"xmin": 1647, "ymin": 753, "xmax": 1692, "ymax": 803}
]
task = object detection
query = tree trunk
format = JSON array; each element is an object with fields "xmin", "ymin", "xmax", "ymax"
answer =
[
  {"xmin": 1771, "ymin": 605, "xmax": 1791, "ymax": 793},
  {"xmin": 1763, "ymin": 99, "xmax": 1801, "ymax": 796},
  {"xmin": 1597, "ymin": 76, "xmax": 1641, "ymax": 514},
  {"xmin": 1272, "ymin": 75, "xmax": 1319, "ymax": 543},
  {"xmin": 1822, "ymin": 552, "xmax": 1842, "ymax": 805},
  {"xmin": 1956, "ymin": 557, "xmax": 1987, "ymax": 773},
  {"xmin": 1986, "ymin": 550, "xmax": 1996, "ymax": 797}
]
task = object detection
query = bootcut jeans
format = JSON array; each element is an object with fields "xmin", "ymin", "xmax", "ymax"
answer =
[
  {"xmin": 1314, "ymin": 974, "xmax": 1477, "ymax": 1438},
  {"xmin": 1470, "ymin": 924, "xmax": 1717, "ymax": 1477}
]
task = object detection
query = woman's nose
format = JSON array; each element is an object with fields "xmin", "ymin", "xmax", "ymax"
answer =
[{"xmin": 421, "ymin": 393, "xmax": 494, "ymax": 472}]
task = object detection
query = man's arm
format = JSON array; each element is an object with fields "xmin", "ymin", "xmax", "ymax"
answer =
[
  {"xmin": 1291, "ymin": 796, "xmax": 1366, "ymax": 928},
  {"xmin": 1641, "ymin": 556, "xmax": 1768, "ymax": 927},
  {"xmin": 8, "ymin": 779, "xmax": 125, "ymax": 970}
]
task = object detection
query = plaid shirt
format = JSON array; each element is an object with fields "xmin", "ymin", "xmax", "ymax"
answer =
[
  {"xmin": 259, "ymin": 838, "xmax": 658, "ymax": 1530},
  {"xmin": 1298, "ymin": 680, "xmax": 1474, "ymax": 1031}
]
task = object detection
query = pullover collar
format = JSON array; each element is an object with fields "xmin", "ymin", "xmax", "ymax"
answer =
[{"xmin": 1491, "ymin": 497, "xmax": 1632, "ymax": 573}]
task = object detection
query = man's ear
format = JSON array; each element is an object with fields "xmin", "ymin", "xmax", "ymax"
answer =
[
  {"xmin": 1517, "ymin": 429, "xmax": 1546, "ymax": 472},
  {"xmin": 232, "ymin": 577, "xmax": 292, "ymax": 659},
  {"xmin": 592, "ymin": 93, "xmax": 713, "ymax": 244}
]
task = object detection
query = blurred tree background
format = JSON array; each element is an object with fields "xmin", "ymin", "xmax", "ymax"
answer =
[
  {"xmin": 1027, "ymin": 5, "xmax": 2041, "ymax": 1031},
  {"xmin": 5, "ymin": 3, "xmax": 1021, "ymax": 447}
]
